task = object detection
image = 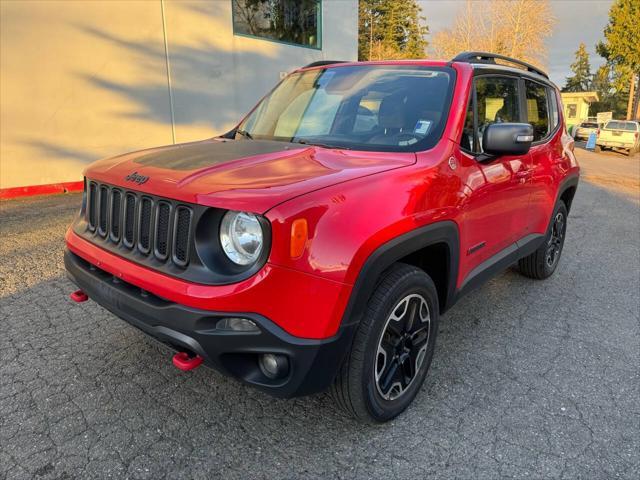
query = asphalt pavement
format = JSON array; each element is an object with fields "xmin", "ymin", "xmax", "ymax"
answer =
[{"xmin": 1, "ymin": 148, "xmax": 638, "ymax": 479}]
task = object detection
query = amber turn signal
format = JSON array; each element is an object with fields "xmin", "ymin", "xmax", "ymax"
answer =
[{"xmin": 290, "ymin": 218, "xmax": 308, "ymax": 259}]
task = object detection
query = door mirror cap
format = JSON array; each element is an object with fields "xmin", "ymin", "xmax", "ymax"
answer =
[{"xmin": 482, "ymin": 123, "xmax": 534, "ymax": 157}]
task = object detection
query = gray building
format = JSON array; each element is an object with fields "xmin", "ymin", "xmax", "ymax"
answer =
[{"xmin": 0, "ymin": 0, "xmax": 358, "ymax": 190}]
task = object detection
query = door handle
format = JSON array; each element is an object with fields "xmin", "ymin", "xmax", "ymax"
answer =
[{"xmin": 515, "ymin": 169, "xmax": 532, "ymax": 183}]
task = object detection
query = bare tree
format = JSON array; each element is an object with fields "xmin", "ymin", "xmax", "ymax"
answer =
[{"xmin": 431, "ymin": 0, "xmax": 555, "ymax": 68}]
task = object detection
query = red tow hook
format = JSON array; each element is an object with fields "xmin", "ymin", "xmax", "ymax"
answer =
[
  {"xmin": 172, "ymin": 352, "xmax": 203, "ymax": 371},
  {"xmin": 70, "ymin": 289, "xmax": 88, "ymax": 303}
]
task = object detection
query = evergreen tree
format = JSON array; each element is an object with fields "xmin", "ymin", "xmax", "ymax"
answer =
[
  {"xmin": 590, "ymin": 64, "xmax": 629, "ymax": 116},
  {"xmin": 563, "ymin": 43, "xmax": 592, "ymax": 92},
  {"xmin": 596, "ymin": 0, "xmax": 640, "ymax": 118},
  {"xmin": 358, "ymin": 0, "xmax": 428, "ymax": 61},
  {"xmin": 598, "ymin": 0, "xmax": 640, "ymax": 72}
]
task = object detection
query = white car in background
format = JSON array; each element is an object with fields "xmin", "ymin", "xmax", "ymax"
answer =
[
  {"xmin": 596, "ymin": 120, "xmax": 640, "ymax": 156},
  {"xmin": 573, "ymin": 121, "xmax": 600, "ymax": 140}
]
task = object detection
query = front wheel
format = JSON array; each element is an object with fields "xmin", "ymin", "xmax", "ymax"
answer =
[
  {"xmin": 518, "ymin": 201, "xmax": 568, "ymax": 279},
  {"xmin": 331, "ymin": 264, "xmax": 439, "ymax": 422}
]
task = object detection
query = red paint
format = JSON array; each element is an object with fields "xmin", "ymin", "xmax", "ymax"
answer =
[
  {"xmin": 65, "ymin": 60, "xmax": 579, "ymax": 341},
  {"xmin": 172, "ymin": 352, "xmax": 203, "ymax": 371},
  {"xmin": 85, "ymin": 142, "xmax": 414, "ymax": 213},
  {"xmin": 0, "ymin": 181, "xmax": 83, "ymax": 200},
  {"xmin": 66, "ymin": 229, "xmax": 351, "ymax": 339},
  {"xmin": 70, "ymin": 289, "xmax": 88, "ymax": 302}
]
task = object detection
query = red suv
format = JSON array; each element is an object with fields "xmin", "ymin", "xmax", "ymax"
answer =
[{"xmin": 65, "ymin": 52, "xmax": 579, "ymax": 422}]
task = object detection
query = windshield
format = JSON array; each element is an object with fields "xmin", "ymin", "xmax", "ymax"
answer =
[{"xmin": 235, "ymin": 65, "xmax": 455, "ymax": 152}]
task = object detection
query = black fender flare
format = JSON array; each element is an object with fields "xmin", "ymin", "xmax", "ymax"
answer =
[
  {"xmin": 340, "ymin": 220, "xmax": 460, "ymax": 330},
  {"xmin": 555, "ymin": 173, "xmax": 580, "ymax": 213}
]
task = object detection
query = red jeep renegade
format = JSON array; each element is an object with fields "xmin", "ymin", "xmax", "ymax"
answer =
[{"xmin": 65, "ymin": 52, "xmax": 579, "ymax": 422}]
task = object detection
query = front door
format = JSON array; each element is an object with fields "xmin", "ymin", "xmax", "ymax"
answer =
[{"xmin": 456, "ymin": 75, "xmax": 533, "ymax": 284}]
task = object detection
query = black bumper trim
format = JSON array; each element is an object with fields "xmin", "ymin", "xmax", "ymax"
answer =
[{"xmin": 64, "ymin": 249, "xmax": 355, "ymax": 398}]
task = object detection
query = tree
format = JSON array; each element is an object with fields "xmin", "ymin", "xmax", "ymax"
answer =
[
  {"xmin": 590, "ymin": 64, "xmax": 630, "ymax": 117},
  {"xmin": 358, "ymin": 0, "xmax": 429, "ymax": 61},
  {"xmin": 596, "ymin": 0, "xmax": 640, "ymax": 119},
  {"xmin": 563, "ymin": 43, "xmax": 592, "ymax": 92},
  {"xmin": 431, "ymin": 0, "xmax": 554, "ymax": 69}
]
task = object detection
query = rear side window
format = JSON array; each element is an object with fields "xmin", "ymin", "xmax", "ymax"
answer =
[
  {"xmin": 549, "ymin": 89, "xmax": 560, "ymax": 130},
  {"xmin": 525, "ymin": 80, "xmax": 550, "ymax": 141}
]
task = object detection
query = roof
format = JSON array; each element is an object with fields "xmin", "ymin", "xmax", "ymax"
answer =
[{"xmin": 560, "ymin": 91, "xmax": 599, "ymax": 103}]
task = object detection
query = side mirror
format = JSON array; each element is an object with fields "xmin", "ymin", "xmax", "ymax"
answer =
[{"xmin": 482, "ymin": 123, "xmax": 534, "ymax": 157}]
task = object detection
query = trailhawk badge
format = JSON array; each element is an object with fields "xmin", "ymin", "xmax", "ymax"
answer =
[{"xmin": 125, "ymin": 172, "xmax": 149, "ymax": 185}]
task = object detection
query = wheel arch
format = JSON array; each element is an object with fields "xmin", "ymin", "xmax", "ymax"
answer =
[
  {"xmin": 557, "ymin": 174, "xmax": 579, "ymax": 213},
  {"xmin": 340, "ymin": 221, "xmax": 460, "ymax": 330}
]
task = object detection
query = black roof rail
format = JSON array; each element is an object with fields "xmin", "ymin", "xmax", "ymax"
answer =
[
  {"xmin": 303, "ymin": 60, "xmax": 348, "ymax": 69},
  {"xmin": 451, "ymin": 51, "xmax": 548, "ymax": 79}
]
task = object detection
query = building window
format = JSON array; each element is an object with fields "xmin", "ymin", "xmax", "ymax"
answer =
[
  {"xmin": 567, "ymin": 103, "xmax": 577, "ymax": 119},
  {"xmin": 232, "ymin": 0, "xmax": 321, "ymax": 49}
]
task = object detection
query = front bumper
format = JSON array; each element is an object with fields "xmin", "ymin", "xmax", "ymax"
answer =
[
  {"xmin": 65, "ymin": 249, "xmax": 356, "ymax": 397},
  {"xmin": 65, "ymin": 228, "xmax": 351, "ymax": 339}
]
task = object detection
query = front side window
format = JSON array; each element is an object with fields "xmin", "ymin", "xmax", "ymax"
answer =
[
  {"xmin": 238, "ymin": 65, "xmax": 454, "ymax": 152},
  {"xmin": 525, "ymin": 80, "xmax": 550, "ymax": 141},
  {"xmin": 459, "ymin": 76, "xmax": 521, "ymax": 154},
  {"xmin": 232, "ymin": 0, "xmax": 320, "ymax": 49}
]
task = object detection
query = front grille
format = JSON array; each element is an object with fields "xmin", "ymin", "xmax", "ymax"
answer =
[
  {"xmin": 85, "ymin": 180, "xmax": 193, "ymax": 267},
  {"xmin": 124, "ymin": 193, "xmax": 136, "ymax": 247},
  {"xmin": 110, "ymin": 189, "xmax": 122, "ymax": 241},
  {"xmin": 88, "ymin": 182, "xmax": 97, "ymax": 230},
  {"xmin": 98, "ymin": 185, "xmax": 108, "ymax": 236},
  {"xmin": 138, "ymin": 197, "xmax": 153, "ymax": 254},
  {"xmin": 155, "ymin": 202, "xmax": 171, "ymax": 259},
  {"xmin": 174, "ymin": 206, "xmax": 192, "ymax": 266}
]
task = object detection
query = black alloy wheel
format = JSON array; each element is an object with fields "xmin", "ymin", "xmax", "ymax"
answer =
[
  {"xmin": 545, "ymin": 211, "xmax": 565, "ymax": 269},
  {"xmin": 331, "ymin": 263, "xmax": 439, "ymax": 422},
  {"xmin": 375, "ymin": 294, "xmax": 431, "ymax": 401}
]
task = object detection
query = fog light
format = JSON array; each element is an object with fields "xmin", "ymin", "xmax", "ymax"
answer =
[
  {"xmin": 258, "ymin": 353, "xmax": 289, "ymax": 379},
  {"xmin": 216, "ymin": 317, "xmax": 259, "ymax": 332}
]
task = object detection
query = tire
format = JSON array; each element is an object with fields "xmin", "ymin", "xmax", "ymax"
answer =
[
  {"xmin": 330, "ymin": 263, "xmax": 439, "ymax": 423},
  {"xmin": 518, "ymin": 201, "xmax": 568, "ymax": 280}
]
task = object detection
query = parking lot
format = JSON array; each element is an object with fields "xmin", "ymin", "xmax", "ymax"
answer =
[{"xmin": 1, "ymin": 147, "xmax": 638, "ymax": 479}]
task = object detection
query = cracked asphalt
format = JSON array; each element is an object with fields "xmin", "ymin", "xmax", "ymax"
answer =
[{"xmin": 1, "ymin": 148, "xmax": 639, "ymax": 479}]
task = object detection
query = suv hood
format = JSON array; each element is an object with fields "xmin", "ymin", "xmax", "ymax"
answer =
[{"xmin": 85, "ymin": 138, "xmax": 416, "ymax": 213}]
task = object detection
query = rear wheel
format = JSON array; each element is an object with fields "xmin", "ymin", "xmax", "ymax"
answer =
[
  {"xmin": 331, "ymin": 264, "xmax": 439, "ymax": 422},
  {"xmin": 518, "ymin": 201, "xmax": 568, "ymax": 279}
]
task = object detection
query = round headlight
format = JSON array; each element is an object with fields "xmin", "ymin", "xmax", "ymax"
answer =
[{"xmin": 220, "ymin": 211, "xmax": 264, "ymax": 265}]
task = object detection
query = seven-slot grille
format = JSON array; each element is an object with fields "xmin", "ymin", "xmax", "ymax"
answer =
[{"xmin": 86, "ymin": 180, "xmax": 193, "ymax": 267}]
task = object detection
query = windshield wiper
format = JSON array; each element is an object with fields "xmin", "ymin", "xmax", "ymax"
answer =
[
  {"xmin": 293, "ymin": 139, "xmax": 350, "ymax": 150},
  {"xmin": 235, "ymin": 129, "xmax": 253, "ymax": 139}
]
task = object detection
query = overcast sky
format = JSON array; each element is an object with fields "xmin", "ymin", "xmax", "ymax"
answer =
[{"xmin": 419, "ymin": 0, "xmax": 613, "ymax": 86}]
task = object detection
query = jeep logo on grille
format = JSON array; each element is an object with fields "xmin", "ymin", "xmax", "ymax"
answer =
[{"xmin": 125, "ymin": 172, "xmax": 149, "ymax": 185}]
